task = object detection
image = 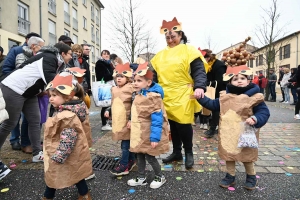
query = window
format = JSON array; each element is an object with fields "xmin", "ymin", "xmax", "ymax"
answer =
[
  {"xmin": 258, "ymin": 54, "xmax": 263, "ymax": 66},
  {"xmin": 73, "ymin": 34, "xmax": 78, "ymax": 44},
  {"xmin": 18, "ymin": 2, "xmax": 30, "ymax": 35},
  {"xmin": 48, "ymin": 0, "xmax": 56, "ymax": 15},
  {"xmin": 96, "ymin": 28, "xmax": 99, "ymax": 44},
  {"xmin": 91, "ymin": 3, "xmax": 94, "ymax": 21},
  {"xmin": 96, "ymin": 48, "xmax": 99, "ymax": 59},
  {"xmin": 91, "ymin": 25, "xmax": 95, "ymax": 42},
  {"xmin": 83, "ymin": 16, "xmax": 87, "ymax": 29},
  {"xmin": 64, "ymin": 1, "xmax": 70, "ymax": 25},
  {"xmin": 48, "ymin": 20, "xmax": 56, "ymax": 45},
  {"xmin": 64, "ymin": 29, "xmax": 70, "ymax": 37},
  {"xmin": 91, "ymin": 45, "xmax": 95, "ymax": 63},
  {"xmin": 280, "ymin": 44, "xmax": 291, "ymax": 60},
  {"xmin": 82, "ymin": 0, "xmax": 86, "ymax": 6},
  {"xmin": 95, "ymin": 8, "xmax": 99, "ymax": 25},
  {"xmin": 280, "ymin": 64, "xmax": 290, "ymax": 69},
  {"xmin": 8, "ymin": 39, "xmax": 20, "ymax": 50},
  {"xmin": 248, "ymin": 59, "xmax": 253, "ymax": 68},
  {"xmin": 72, "ymin": 8, "xmax": 78, "ymax": 30}
]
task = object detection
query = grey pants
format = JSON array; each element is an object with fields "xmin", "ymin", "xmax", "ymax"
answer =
[
  {"xmin": 0, "ymin": 84, "xmax": 41, "ymax": 155},
  {"xmin": 137, "ymin": 153, "xmax": 161, "ymax": 178}
]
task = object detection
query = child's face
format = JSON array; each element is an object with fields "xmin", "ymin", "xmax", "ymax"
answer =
[
  {"xmin": 133, "ymin": 75, "xmax": 151, "ymax": 92},
  {"xmin": 116, "ymin": 74, "xmax": 127, "ymax": 87},
  {"xmin": 49, "ymin": 90, "xmax": 66, "ymax": 108},
  {"xmin": 230, "ymin": 74, "xmax": 249, "ymax": 87}
]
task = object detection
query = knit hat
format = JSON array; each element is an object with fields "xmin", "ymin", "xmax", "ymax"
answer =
[
  {"xmin": 58, "ymin": 35, "xmax": 74, "ymax": 44},
  {"xmin": 25, "ymin": 32, "xmax": 41, "ymax": 39}
]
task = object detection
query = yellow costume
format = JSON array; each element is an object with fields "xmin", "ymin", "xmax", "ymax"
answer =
[{"xmin": 151, "ymin": 44, "xmax": 206, "ymax": 124}]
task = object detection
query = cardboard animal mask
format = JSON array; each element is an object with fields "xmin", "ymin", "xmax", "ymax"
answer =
[
  {"xmin": 160, "ymin": 17, "xmax": 182, "ymax": 34},
  {"xmin": 112, "ymin": 62, "xmax": 133, "ymax": 78}
]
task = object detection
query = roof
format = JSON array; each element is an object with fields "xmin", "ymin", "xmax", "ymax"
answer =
[
  {"xmin": 252, "ymin": 30, "xmax": 300, "ymax": 53},
  {"xmin": 95, "ymin": 0, "xmax": 104, "ymax": 8}
]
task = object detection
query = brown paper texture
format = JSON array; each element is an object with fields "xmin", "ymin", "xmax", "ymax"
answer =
[{"xmin": 202, "ymin": 82, "xmax": 216, "ymax": 116}]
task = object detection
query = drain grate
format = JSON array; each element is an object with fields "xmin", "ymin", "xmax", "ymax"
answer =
[{"xmin": 92, "ymin": 155, "xmax": 119, "ymax": 170}]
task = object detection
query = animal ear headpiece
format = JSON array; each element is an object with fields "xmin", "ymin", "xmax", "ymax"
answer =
[
  {"xmin": 222, "ymin": 37, "xmax": 255, "ymax": 81},
  {"xmin": 134, "ymin": 62, "xmax": 153, "ymax": 80},
  {"xmin": 46, "ymin": 72, "xmax": 78, "ymax": 96},
  {"xmin": 112, "ymin": 62, "xmax": 133, "ymax": 78},
  {"xmin": 65, "ymin": 67, "xmax": 86, "ymax": 84},
  {"xmin": 160, "ymin": 17, "xmax": 182, "ymax": 34},
  {"xmin": 198, "ymin": 47, "xmax": 207, "ymax": 57}
]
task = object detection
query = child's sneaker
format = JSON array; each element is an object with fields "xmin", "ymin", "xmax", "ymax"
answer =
[
  {"xmin": 203, "ymin": 124, "xmax": 208, "ymax": 130},
  {"xmin": 85, "ymin": 173, "xmax": 96, "ymax": 180},
  {"xmin": 199, "ymin": 124, "xmax": 204, "ymax": 129},
  {"xmin": 219, "ymin": 173, "xmax": 235, "ymax": 188},
  {"xmin": 0, "ymin": 162, "xmax": 11, "ymax": 180},
  {"xmin": 32, "ymin": 151, "xmax": 44, "ymax": 162},
  {"xmin": 127, "ymin": 177, "xmax": 147, "ymax": 186},
  {"xmin": 150, "ymin": 175, "xmax": 166, "ymax": 189},
  {"xmin": 294, "ymin": 114, "xmax": 300, "ymax": 119},
  {"xmin": 101, "ymin": 124, "xmax": 112, "ymax": 131},
  {"xmin": 243, "ymin": 174, "xmax": 257, "ymax": 190},
  {"xmin": 110, "ymin": 164, "xmax": 129, "ymax": 176},
  {"xmin": 128, "ymin": 160, "xmax": 136, "ymax": 171}
]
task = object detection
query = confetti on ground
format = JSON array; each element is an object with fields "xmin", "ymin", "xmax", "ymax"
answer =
[
  {"xmin": 207, "ymin": 157, "xmax": 211, "ymax": 160},
  {"xmin": 279, "ymin": 161, "xmax": 284, "ymax": 164},
  {"xmin": 203, "ymin": 138, "xmax": 207, "ymax": 141},
  {"xmin": 199, "ymin": 161, "xmax": 204, "ymax": 165},
  {"xmin": 287, "ymin": 167, "xmax": 294, "ymax": 169},
  {"xmin": 220, "ymin": 161, "xmax": 225, "ymax": 164},
  {"xmin": 285, "ymin": 155, "xmax": 290, "ymax": 158},
  {"xmin": 1, "ymin": 188, "xmax": 9, "ymax": 193},
  {"xmin": 285, "ymin": 173, "xmax": 292, "ymax": 176},
  {"xmin": 208, "ymin": 168, "xmax": 213, "ymax": 171},
  {"xmin": 10, "ymin": 164, "xmax": 16, "ymax": 169},
  {"xmin": 117, "ymin": 176, "xmax": 122, "ymax": 180},
  {"xmin": 114, "ymin": 157, "xmax": 119, "ymax": 160},
  {"xmin": 161, "ymin": 168, "xmax": 165, "ymax": 171},
  {"xmin": 198, "ymin": 169, "xmax": 204, "ymax": 172},
  {"xmin": 264, "ymin": 152, "xmax": 269, "ymax": 154},
  {"xmin": 21, "ymin": 160, "xmax": 27, "ymax": 163},
  {"xmin": 256, "ymin": 175, "xmax": 260, "ymax": 179},
  {"xmin": 228, "ymin": 187, "xmax": 235, "ymax": 191},
  {"xmin": 164, "ymin": 165, "xmax": 172, "ymax": 168},
  {"xmin": 199, "ymin": 157, "xmax": 204, "ymax": 159},
  {"xmin": 203, "ymin": 152, "xmax": 208, "ymax": 154},
  {"xmin": 256, "ymin": 187, "xmax": 266, "ymax": 191},
  {"xmin": 204, "ymin": 189, "xmax": 210, "ymax": 193},
  {"xmin": 128, "ymin": 189, "xmax": 135, "ymax": 194},
  {"xmin": 193, "ymin": 152, "xmax": 198, "ymax": 155},
  {"xmin": 214, "ymin": 147, "xmax": 218, "ymax": 151},
  {"xmin": 110, "ymin": 150, "xmax": 114, "ymax": 152},
  {"xmin": 176, "ymin": 177, "xmax": 182, "ymax": 180}
]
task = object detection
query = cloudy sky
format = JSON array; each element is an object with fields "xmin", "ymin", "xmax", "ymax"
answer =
[{"xmin": 100, "ymin": 0, "xmax": 300, "ymax": 61}]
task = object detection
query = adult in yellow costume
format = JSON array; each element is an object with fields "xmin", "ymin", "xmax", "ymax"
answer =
[{"xmin": 151, "ymin": 17, "xmax": 207, "ymax": 169}]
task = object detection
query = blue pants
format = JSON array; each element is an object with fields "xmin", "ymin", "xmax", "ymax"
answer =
[
  {"xmin": 119, "ymin": 140, "xmax": 135, "ymax": 166},
  {"xmin": 10, "ymin": 113, "xmax": 31, "ymax": 147},
  {"xmin": 44, "ymin": 179, "xmax": 88, "ymax": 199},
  {"xmin": 284, "ymin": 87, "xmax": 290, "ymax": 102},
  {"xmin": 269, "ymin": 83, "xmax": 276, "ymax": 100},
  {"xmin": 291, "ymin": 88, "xmax": 298, "ymax": 103}
]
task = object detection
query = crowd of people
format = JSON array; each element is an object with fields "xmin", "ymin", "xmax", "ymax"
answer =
[{"xmin": 0, "ymin": 16, "xmax": 298, "ymax": 199}]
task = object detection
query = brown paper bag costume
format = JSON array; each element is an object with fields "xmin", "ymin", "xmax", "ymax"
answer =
[
  {"xmin": 111, "ymin": 84, "xmax": 134, "ymax": 141},
  {"xmin": 202, "ymin": 81, "xmax": 217, "ymax": 116},
  {"xmin": 130, "ymin": 92, "xmax": 170, "ymax": 156},
  {"xmin": 43, "ymin": 111, "xmax": 92, "ymax": 189},
  {"xmin": 218, "ymin": 91, "xmax": 264, "ymax": 162}
]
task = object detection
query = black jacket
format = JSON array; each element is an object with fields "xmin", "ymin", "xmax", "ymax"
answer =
[
  {"xmin": 206, "ymin": 59, "xmax": 227, "ymax": 98},
  {"xmin": 95, "ymin": 59, "xmax": 114, "ymax": 82},
  {"xmin": 278, "ymin": 70, "xmax": 284, "ymax": 84},
  {"xmin": 289, "ymin": 67, "xmax": 300, "ymax": 88},
  {"xmin": 68, "ymin": 56, "xmax": 91, "ymax": 92},
  {"xmin": 153, "ymin": 57, "xmax": 207, "ymax": 92}
]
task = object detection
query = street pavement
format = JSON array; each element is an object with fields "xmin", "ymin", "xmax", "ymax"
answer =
[{"xmin": 0, "ymin": 95, "xmax": 300, "ymax": 199}]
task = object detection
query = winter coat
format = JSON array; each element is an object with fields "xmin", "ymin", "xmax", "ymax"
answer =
[
  {"xmin": 130, "ymin": 82, "xmax": 169, "ymax": 156},
  {"xmin": 198, "ymin": 83, "xmax": 270, "ymax": 162},
  {"xmin": 0, "ymin": 88, "xmax": 9, "ymax": 123},
  {"xmin": 15, "ymin": 46, "xmax": 34, "ymax": 68},
  {"xmin": 95, "ymin": 59, "xmax": 114, "ymax": 82},
  {"xmin": 206, "ymin": 59, "xmax": 227, "ymax": 98},
  {"xmin": 280, "ymin": 72, "xmax": 291, "ymax": 88},
  {"xmin": 1, "ymin": 46, "xmax": 60, "ymax": 98},
  {"xmin": 151, "ymin": 44, "xmax": 207, "ymax": 124},
  {"xmin": 288, "ymin": 68, "xmax": 299, "ymax": 88},
  {"xmin": 111, "ymin": 83, "xmax": 134, "ymax": 141},
  {"xmin": 43, "ymin": 101, "xmax": 92, "ymax": 189},
  {"xmin": 0, "ymin": 55, "xmax": 6, "ymax": 77},
  {"xmin": 2, "ymin": 42, "xmax": 27, "ymax": 75}
]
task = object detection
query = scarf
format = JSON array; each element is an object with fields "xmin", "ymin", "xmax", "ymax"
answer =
[
  {"xmin": 78, "ymin": 57, "xmax": 83, "ymax": 65},
  {"xmin": 226, "ymin": 83, "xmax": 256, "ymax": 95},
  {"xmin": 206, "ymin": 58, "xmax": 216, "ymax": 73}
]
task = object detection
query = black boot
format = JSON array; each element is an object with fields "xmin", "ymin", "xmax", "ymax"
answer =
[
  {"xmin": 185, "ymin": 152, "xmax": 194, "ymax": 169},
  {"xmin": 204, "ymin": 129, "xmax": 217, "ymax": 138},
  {"xmin": 162, "ymin": 153, "xmax": 183, "ymax": 163},
  {"xmin": 11, "ymin": 142, "xmax": 21, "ymax": 150}
]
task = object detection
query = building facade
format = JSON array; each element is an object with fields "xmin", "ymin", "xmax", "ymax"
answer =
[{"xmin": 0, "ymin": 0, "xmax": 104, "ymax": 82}]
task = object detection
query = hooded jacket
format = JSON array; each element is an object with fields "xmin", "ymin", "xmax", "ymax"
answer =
[
  {"xmin": 43, "ymin": 100, "xmax": 92, "ymax": 189},
  {"xmin": 15, "ymin": 46, "xmax": 34, "ymax": 68},
  {"xmin": 129, "ymin": 82, "xmax": 170, "ymax": 156},
  {"xmin": 198, "ymin": 83, "xmax": 270, "ymax": 162},
  {"xmin": 1, "ymin": 46, "xmax": 60, "ymax": 98},
  {"xmin": 2, "ymin": 42, "xmax": 27, "ymax": 75}
]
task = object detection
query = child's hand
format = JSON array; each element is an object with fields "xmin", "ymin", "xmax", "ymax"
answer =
[
  {"xmin": 245, "ymin": 117, "xmax": 256, "ymax": 125},
  {"xmin": 104, "ymin": 111, "xmax": 109, "ymax": 118},
  {"xmin": 151, "ymin": 142, "xmax": 158, "ymax": 148},
  {"xmin": 126, "ymin": 121, "xmax": 131, "ymax": 129}
]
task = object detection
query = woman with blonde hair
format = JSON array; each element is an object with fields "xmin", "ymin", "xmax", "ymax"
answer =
[{"xmin": 280, "ymin": 67, "xmax": 291, "ymax": 104}]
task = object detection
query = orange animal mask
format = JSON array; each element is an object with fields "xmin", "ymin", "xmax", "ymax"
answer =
[
  {"xmin": 134, "ymin": 62, "xmax": 153, "ymax": 80},
  {"xmin": 160, "ymin": 17, "xmax": 182, "ymax": 34},
  {"xmin": 112, "ymin": 62, "xmax": 133, "ymax": 78}
]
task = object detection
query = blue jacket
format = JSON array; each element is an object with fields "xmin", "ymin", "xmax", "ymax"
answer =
[
  {"xmin": 139, "ymin": 82, "xmax": 164, "ymax": 142},
  {"xmin": 198, "ymin": 84, "xmax": 270, "ymax": 128},
  {"xmin": 2, "ymin": 42, "xmax": 27, "ymax": 74}
]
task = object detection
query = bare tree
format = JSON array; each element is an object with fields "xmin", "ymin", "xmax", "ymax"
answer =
[
  {"xmin": 106, "ymin": 0, "xmax": 157, "ymax": 63},
  {"xmin": 202, "ymin": 30, "xmax": 218, "ymax": 52},
  {"xmin": 253, "ymin": 0, "xmax": 291, "ymax": 100}
]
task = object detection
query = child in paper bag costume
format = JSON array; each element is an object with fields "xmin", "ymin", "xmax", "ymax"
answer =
[
  {"xmin": 127, "ymin": 63, "xmax": 169, "ymax": 189},
  {"xmin": 43, "ymin": 73, "xmax": 92, "ymax": 200},
  {"xmin": 198, "ymin": 55, "xmax": 270, "ymax": 190},
  {"xmin": 104, "ymin": 63, "xmax": 136, "ymax": 176}
]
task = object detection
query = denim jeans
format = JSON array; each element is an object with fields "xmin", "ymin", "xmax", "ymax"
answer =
[
  {"xmin": 260, "ymin": 88, "xmax": 264, "ymax": 94},
  {"xmin": 44, "ymin": 179, "xmax": 88, "ymax": 199},
  {"xmin": 9, "ymin": 113, "xmax": 31, "ymax": 147},
  {"xmin": 284, "ymin": 87, "xmax": 290, "ymax": 102},
  {"xmin": 269, "ymin": 83, "xmax": 276, "ymax": 100},
  {"xmin": 291, "ymin": 88, "xmax": 298, "ymax": 103},
  {"xmin": 119, "ymin": 140, "xmax": 135, "ymax": 166}
]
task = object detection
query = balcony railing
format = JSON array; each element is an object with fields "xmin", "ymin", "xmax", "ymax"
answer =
[
  {"xmin": 64, "ymin": 11, "xmax": 70, "ymax": 25},
  {"xmin": 73, "ymin": 0, "xmax": 78, "ymax": 4},
  {"xmin": 96, "ymin": 37, "xmax": 99, "ymax": 45},
  {"xmin": 73, "ymin": 18, "xmax": 78, "ymax": 30},
  {"xmin": 49, "ymin": 33, "xmax": 57, "ymax": 45},
  {"xmin": 48, "ymin": 0, "xmax": 56, "ymax": 15},
  {"xmin": 96, "ymin": 16, "xmax": 99, "ymax": 26},
  {"xmin": 91, "ymin": 12, "xmax": 94, "ymax": 22},
  {"xmin": 91, "ymin": 34, "xmax": 95, "ymax": 42},
  {"xmin": 18, "ymin": 17, "xmax": 30, "ymax": 35}
]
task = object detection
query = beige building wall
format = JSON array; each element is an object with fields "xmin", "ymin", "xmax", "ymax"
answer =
[{"xmin": 0, "ymin": 0, "xmax": 104, "ymax": 83}]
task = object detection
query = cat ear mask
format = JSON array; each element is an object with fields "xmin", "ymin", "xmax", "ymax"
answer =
[
  {"xmin": 112, "ymin": 62, "xmax": 133, "ymax": 78},
  {"xmin": 46, "ymin": 73, "xmax": 78, "ymax": 96},
  {"xmin": 160, "ymin": 17, "xmax": 182, "ymax": 34},
  {"xmin": 134, "ymin": 62, "xmax": 153, "ymax": 80},
  {"xmin": 223, "ymin": 65, "xmax": 252, "ymax": 81},
  {"xmin": 65, "ymin": 67, "xmax": 86, "ymax": 84}
]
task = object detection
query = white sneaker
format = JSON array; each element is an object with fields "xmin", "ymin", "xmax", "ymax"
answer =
[
  {"xmin": 199, "ymin": 124, "xmax": 204, "ymax": 129},
  {"xmin": 295, "ymin": 114, "xmax": 300, "ymax": 120},
  {"xmin": 85, "ymin": 173, "xmax": 96, "ymax": 180},
  {"xmin": 203, "ymin": 124, "xmax": 208, "ymax": 130},
  {"xmin": 32, "ymin": 151, "xmax": 44, "ymax": 162},
  {"xmin": 150, "ymin": 175, "xmax": 166, "ymax": 189},
  {"xmin": 0, "ymin": 162, "xmax": 11, "ymax": 180},
  {"xmin": 284, "ymin": 101, "xmax": 289, "ymax": 104},
  {"xmin": 127, "ymin": 177, "xmax": 147, "ymax": 186},
  {"xmin": 101, "ymin": 124, "xmax": 112, "ymax": 131}
]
